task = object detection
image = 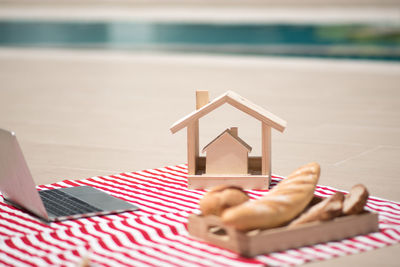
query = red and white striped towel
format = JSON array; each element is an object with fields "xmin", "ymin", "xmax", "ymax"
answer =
[{"xmin": 0, "ymin": 164, "xmax": 399, "ymax": 266}]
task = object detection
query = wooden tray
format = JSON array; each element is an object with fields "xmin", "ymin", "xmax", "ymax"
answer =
[{"xmin": 187, "ymin": 211, "xmax": 379, "ymax": 257}]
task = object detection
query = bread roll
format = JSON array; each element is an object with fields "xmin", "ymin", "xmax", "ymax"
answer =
[
  {"xmin": 199, "ymin": 185, "xmax": 249, "ymax": 216},
  {"xmin": 288, "ymin": 192, "xmax": 344, "ymax": 227},
  {"xmin": 343, "ymin": 184, "xmax": 369, "ymax": 215},
  {"xmin": 221, "ymin": 162, "xmax": 320, "ymax": 231}
]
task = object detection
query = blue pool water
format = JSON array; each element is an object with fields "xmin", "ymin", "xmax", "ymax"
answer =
[{"xmin": 0, "ymin": 20, "xmax": 399, "ymax": 61}]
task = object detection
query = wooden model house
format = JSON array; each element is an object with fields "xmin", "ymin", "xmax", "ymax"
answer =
[
  {"xmin": 170, "ymin": 90, "xmax": 286, "ymax": 189},
  {"xmin": 202, "ymin": 127, "xmax": 252, "ymax": 175}
]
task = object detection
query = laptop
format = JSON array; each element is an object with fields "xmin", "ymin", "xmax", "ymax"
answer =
[{"xmin": 0, "ymin": 128, "xmax": 139, "ymax": 222}]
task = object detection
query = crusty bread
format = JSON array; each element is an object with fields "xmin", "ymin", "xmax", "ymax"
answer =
[
  {"xmin": 221, "ymin": 162, "xmax": 320, "ymax": 231},
  {"xmin": 343, "ymin": 184, "xmax": 369, "ymax": 215},
  {"xmin": 78, "ymin": 256, "xmax": 90, "ymax": 267},
  {"xmin": 199, "ymin": 185, "xmax": 249, "ymax": 216},
  {"xmin": 288, "ymin": 192, "xmax": 344, "ymax": 227}
]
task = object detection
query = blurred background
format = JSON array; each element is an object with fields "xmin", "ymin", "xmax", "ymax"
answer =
[
  {"xmin": 0, "ymin": 0, "xmax": 399, "ymax": 60},
  {"xmin": 0, "ymin": 0, "xmax": 399, "ymax": 265}
]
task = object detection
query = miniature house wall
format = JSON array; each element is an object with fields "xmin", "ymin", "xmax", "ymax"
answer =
[
  {"xmin": 170, "ymin": 90, "xmax": 287, "ymax": 189},
  {"xmin": 203, "ymin": 127, "xmax": 252, "ymax": 175}
]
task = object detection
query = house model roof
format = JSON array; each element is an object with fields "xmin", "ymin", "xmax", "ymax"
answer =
[
  {"xmin": 170, "ymin": 91, "xmax": 287, "ymax": 134},
  {"xmin": 202, "ymin": 128, "xmax": 252, "ymax": 153}
]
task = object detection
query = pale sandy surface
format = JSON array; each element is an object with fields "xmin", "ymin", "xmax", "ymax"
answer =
[{"xmin": 0, "ymin": 47, "xmax": 399, "ymax": 265}]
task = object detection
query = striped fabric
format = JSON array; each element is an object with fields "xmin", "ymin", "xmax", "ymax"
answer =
[{"xmin": 0, "ymin": 164, "xmax": 399, "ymax": 266}]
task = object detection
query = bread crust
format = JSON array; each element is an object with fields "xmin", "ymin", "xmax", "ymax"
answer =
[
  {"xmin": 221, "ymin": 162, "xmax": 320, "ymax": 231},
  {"xmin": 199, "ymin": 185, "xmax": 249, "ymax": 216},
  {"xmin": 288, "ymin": 192, "xmax": 344, "ymax": 227},
  {"xmin": 343, "ymin": 184, "xmax": 369, "ymax": 215}
]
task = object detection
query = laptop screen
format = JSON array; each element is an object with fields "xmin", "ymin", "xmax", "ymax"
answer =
[{"xmin": 0, "ymin": 129, "xmax": 49, "ymax": 220}]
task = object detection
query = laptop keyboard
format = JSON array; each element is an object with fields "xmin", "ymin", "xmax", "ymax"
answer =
[{"xmin": 39, "ymin": 189, "xmax": 102, "ymax": 217}]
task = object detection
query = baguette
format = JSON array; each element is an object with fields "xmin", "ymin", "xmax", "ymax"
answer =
[
  {"xmin": 221, "ymin": 162, "xmax": 320, "ymax": 231},
  {"xmin": 288, "ymin": 192, "xmax": 344, "ymax": 227},
  {"xmin": 343, "ymin": 184, "xmax": 369, "ymax": 215},
  {"xmin": 199, "ymin": 185, "xmax": 249, "ymax": 216}
]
